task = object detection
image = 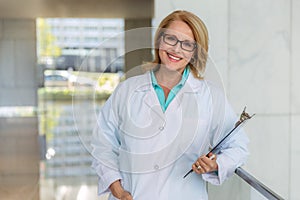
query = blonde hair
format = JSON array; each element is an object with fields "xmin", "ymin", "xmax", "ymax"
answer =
[{"xmin": 152, "ymin": 10, "xmax": 209, "ymax": 79}]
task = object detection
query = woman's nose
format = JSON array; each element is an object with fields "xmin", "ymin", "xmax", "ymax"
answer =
[{"xmin": 172, "ymin": 42, "xmax": 182, "ymax": 52}]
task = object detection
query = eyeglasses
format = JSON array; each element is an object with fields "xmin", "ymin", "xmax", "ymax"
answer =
[{"xmin": 162, "ymin": 33, "xmax": 197, "ymax": 52}]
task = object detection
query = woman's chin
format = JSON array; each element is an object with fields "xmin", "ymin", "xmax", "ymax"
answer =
[{"xmin": 161, "ymin": 63, "xmax": 186, "ymax": 74}]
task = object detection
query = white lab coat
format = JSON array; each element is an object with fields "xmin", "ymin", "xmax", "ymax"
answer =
[{"xmin": 91, "ymin": 71, "xmax": 249, "ymax": 200}]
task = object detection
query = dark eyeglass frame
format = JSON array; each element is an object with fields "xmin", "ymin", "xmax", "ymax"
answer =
[{"xmin": 161, "ymin": 33, "xmax": 197, "ymax": 52}]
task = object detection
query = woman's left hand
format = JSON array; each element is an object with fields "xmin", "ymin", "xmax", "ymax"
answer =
[{"xmin": 192, "ymin": 153, "xmax": 218, "ymax": 174}]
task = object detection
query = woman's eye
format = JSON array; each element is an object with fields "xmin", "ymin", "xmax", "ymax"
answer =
[
  {"xmin": 183, "ymin": 42, "xmax": 193, "ymax": 48},
  {"xmin": 166, "ymin": 36, "xmax": 176, "ymax": 41}
]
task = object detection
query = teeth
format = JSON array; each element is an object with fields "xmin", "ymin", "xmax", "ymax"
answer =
[{"xmin": 168, "ymin": 53, "xmax": 181, "ymax": 61}]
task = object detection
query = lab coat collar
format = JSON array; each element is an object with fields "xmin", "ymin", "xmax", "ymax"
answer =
[
  {"xmin": 132, "ymin": 71, "xmax": 204, "ymax": 116},
  {"xmin": 133, "ymin": 72, "xmax": 152, "ymax": 92},
  {"xmin": 134, "ymin": 70, "xmax": 204, "ymax": 94}
]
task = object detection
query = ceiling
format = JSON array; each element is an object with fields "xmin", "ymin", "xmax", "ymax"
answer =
[{"xmin": 0, "ymin": 0, "xmax": 154, "ymax": 19}]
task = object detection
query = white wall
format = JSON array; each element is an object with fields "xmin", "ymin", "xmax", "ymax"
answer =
[{"xmin": 154, "ymin": 0, "xmax": 300, "ymax": 199}]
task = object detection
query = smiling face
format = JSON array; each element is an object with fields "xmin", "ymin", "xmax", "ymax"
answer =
[{"xmin": 158, "ymin": 20, "xmax": 195, "ymax": 74}]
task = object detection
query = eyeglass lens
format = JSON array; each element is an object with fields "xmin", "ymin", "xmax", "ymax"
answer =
[{"xmin": 163, "ymin": 34, "xmax": 196, "ymax": 52}]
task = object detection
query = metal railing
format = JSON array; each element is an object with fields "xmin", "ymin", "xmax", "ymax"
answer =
[{"xmin": 235, "ymin": 167, "xmax": 285, "ymax": 200}]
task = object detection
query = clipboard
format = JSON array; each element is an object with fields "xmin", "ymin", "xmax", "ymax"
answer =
[{"xmin": 183, "ymin": 106, "xmax": 255, "ymax": 178}]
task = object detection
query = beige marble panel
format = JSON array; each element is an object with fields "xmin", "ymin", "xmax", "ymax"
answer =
[
  {"xmin": 208, "ymin": 174, "xmax": 251, "ymax": 200},
  {"xmin": 291, "ymin": 0, "xmax": 300, "ymax": 114},
  {"xmin": 243, "ymin": 115, "xmax": 289, "ymax": 199},
  {"xmin": 0, "ymin": 19, "xmax": 37, "ymax": 106},
  {"xmin": 0, "ymin": 117, "xmax": 39, "ymax": 200},
  {"xmin": 3, "ymin": 19, "xmax": 36, "ymax": 40},
  {"xmin": 228, "ymin": 0, "xmax": 290, "ymax": 114},
  {"xmin": 0, "ymin": 40, "xmax": 15, "ymax": 88},
  {"xmin": 15, "ymin": 39, "xmax": 37, "ymax": 87},
  {"xmin": 290, "ymin": 115, "xmax": 300, "ymax": 200},
  {"xmin": 0, "ymin": 20, "xmax": 3, "ymax": 39}
]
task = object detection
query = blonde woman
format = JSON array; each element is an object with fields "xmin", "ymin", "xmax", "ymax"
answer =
[{"xmin": 91, "ymin": 10, "xmax": 249, "ymax": 200}]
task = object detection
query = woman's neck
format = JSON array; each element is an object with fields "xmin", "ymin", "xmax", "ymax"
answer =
[{"xmin": 155, "ymin": 67, "xmax": 184, "ymax": 89}]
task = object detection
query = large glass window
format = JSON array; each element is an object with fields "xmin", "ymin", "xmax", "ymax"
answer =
[{"xmin": 36, "ymin": 18, "xmax": 124, "ymax": 200}]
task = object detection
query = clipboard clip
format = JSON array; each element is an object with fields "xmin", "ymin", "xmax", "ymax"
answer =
[{"xmin": 235, "ymin": 106, "xmax": 255, "ymax": 127}]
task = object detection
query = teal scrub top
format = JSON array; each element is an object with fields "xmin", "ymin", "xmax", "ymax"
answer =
[{"xmin": 150, "ymin": 67, "xmax": 190, "ymax": 112}]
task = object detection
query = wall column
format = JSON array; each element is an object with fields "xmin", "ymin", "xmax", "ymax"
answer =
[
  {"xmin": 0, "ymin": 19, "xmax": 39, "ymax": 200},
  {"xmin": 124, "ymin": 18, "xmax": 152, "ymax": 74}
]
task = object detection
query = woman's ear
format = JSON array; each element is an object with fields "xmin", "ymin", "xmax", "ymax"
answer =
[{"xmin": 190, "ymin": 54, "xmax": 197, "ymax": 65}]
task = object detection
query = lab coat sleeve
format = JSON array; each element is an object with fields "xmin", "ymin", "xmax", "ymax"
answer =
[
  {"xmin": 91, "ymin": 91, "xmax": 123, "ymax": 195},
  {"xmin": 202, "ymin": 99, "xmax": 249, "ymax": 185}
]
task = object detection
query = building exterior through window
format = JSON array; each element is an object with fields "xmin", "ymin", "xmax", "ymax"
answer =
[{"xmin": 37, "ymin": 18, "xmax": 124, "ymax": 73}]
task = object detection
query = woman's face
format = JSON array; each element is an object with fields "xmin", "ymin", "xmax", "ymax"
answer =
[{"xmin": 159, "ymin": 20, "xmax": 195, "ymax": 74}]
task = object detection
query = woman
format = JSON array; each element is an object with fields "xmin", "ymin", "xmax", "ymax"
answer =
[{"xmin": 91, "ymin": 10, "xmax": 249, "ymax": 200}]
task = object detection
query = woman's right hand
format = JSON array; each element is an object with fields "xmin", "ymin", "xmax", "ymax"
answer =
[
  {"xmin": 109, "ymin": 180, "xmax": 133, "ymax": 200},
  {"xmin": 120, "ymin": 190, "xmax": 133, "ymax": 200}
]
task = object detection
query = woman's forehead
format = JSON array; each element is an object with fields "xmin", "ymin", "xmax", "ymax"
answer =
[{"xmin": 164, "ymin": 20, "xmax": 194, "ymax": 40}]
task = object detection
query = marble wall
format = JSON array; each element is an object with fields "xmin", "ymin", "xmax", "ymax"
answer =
[
  {"xmin": 228, "ymin": 0, "xmax": 291, "ymax": 198},
  {"xmin": 155, "ymin": 0, "xmax": 299, "ymax": 199},
  {"xmin": 291, "ymin": 0, "xmax": 300, "ymax": 200}
]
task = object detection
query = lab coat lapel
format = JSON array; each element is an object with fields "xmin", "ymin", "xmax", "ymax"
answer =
[
  {"xmin": 139, "ymin": 72, "xmax": 165, "ymax": 118},
  {"xmin": 166, "ymin": 73, "xmax": 202, "ymax": 113}
]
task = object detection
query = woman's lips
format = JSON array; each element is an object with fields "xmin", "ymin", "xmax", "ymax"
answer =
[{"xmin": 167, "ymin": 52, "xmax": 182, "ymax": 62}]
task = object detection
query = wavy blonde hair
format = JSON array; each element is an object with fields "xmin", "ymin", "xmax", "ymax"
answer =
[{"xmin": 152, "ymin": 10, "xmax": 209, "ymax": 79}]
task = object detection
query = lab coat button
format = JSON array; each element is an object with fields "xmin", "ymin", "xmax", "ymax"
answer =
[
  {"xmin": 159, "ymin": 126, "xmax": 164, "ymax": 131},
  {"xmin": 154, "ymin": 164, "xmax": 159, "ymax": 170}
]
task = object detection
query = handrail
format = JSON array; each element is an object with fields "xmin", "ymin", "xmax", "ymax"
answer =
[{"xmin": 235, "ymin": 167, "xmax": 285, "ymax": 200}]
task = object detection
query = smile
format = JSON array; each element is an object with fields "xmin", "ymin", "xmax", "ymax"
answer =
[{"xmin": 167, "ymin": 52, "xmax": 183, "ymax": 61}]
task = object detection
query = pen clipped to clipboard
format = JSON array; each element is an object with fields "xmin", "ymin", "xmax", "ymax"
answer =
[{"xmin": 183, "ymin": 106, "xmax": 255, "ymax": 178}]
